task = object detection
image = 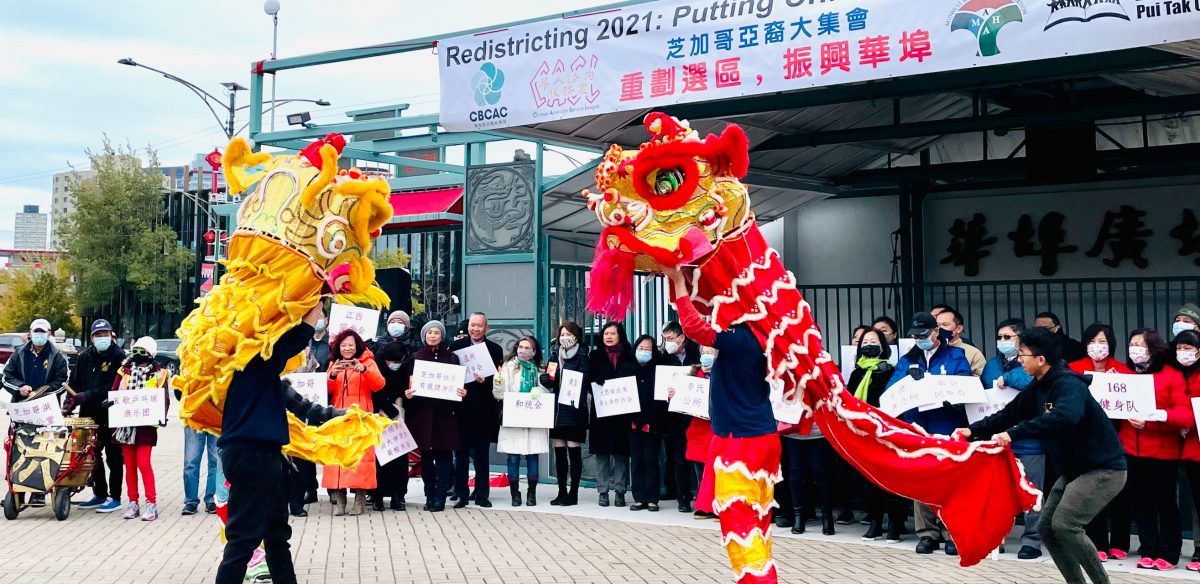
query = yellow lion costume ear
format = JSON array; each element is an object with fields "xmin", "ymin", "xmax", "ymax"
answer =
[
  {"xmin": 222, "ymin": 138, "xmax": 273, "ymax": 194},
  {"xmin": 301, "ymin": 144, "xmax": 340, "ymax": 208}
]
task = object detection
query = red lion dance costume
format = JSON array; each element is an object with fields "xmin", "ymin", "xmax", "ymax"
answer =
[{"xmin": 584, "ymin": 113, "xmax": 1039, "ymax": 583}]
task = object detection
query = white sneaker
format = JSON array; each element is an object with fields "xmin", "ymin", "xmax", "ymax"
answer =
[
  {"xmin": 123, "ymin": 502, "xmax": 140, "ymax": 520},
  {"xmin": 140, "ymin": 503, "xmax": 158, "ymax": 521}
]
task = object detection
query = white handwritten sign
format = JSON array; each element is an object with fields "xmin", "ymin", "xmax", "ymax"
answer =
[
  {"xmin": 1088, "ymin": 372, "xmax": 1156, "ymax": 420},
  {"xmin": 328, "ymin": 304, "xmax": 380, "ymax": 341},
  {"xmin": 453, "ymin": 342, "xmax": 498, "ymax": 384},
  {"xmin": 558, "ymin": 368, "xmax": 583, "ymax": 408},
  {"xmin": 6, "ymin": 394, "xmax": 65, "ymax": 427},
  {"xmin": 668, "ymin": 376, "xmax": 710, "ymax": 420},
  {"xmin": 965, "ymin": 387, "xmax": 1021, "ymax": 425},
  {"xmin": 654, "ymin": 365, "xmax": 691, "ymax": 401},
  {"xmin": 411, "ymin": 359, "xmax": 466, "ymax": 402},
  {"xmin": 285, "ymin": 373, "xmax": 328, "ymax": 408},
  {"xmin": 771, "ymin": 385, "xmax": 805, "ymax": 425},
  {"xmin": 915, "ymin": 375, "xmax": 987, "ymax": 412},
  {"xmin": 375, "ymin": 419, "xmax": 418, "ymax": 465},
  {"xmin": 594, "ymin": 376, "xmax": 640, "ymax": 418},
  {"xmin": 1191, "ymin": 398, "xmax": 1200, "ymax": 445},
  {"xmin": 503, "ymin": 392, "xmax": 555, "ymax": 429},
  {"xmin": 109, "ymin": 389, "xmax": 167, "ymax": 428},
  {"xmin": 879, "ymin": 375, "xmax": 925, "ymax": 417}
]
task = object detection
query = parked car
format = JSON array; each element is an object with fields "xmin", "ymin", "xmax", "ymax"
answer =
[
  {"xmin": 0, "ymin": 333, "xmax": 26, "ymax": 364},
  {"xmin": 154, "ymin": 338, "xmax": 182, "ymax": 374}
]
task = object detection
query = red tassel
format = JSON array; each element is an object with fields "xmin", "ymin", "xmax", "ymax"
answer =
[{"xmin": 588, "ymin": 243, "xmax": 635, "ymax": 320}]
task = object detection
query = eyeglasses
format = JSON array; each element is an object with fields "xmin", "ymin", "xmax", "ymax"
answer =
[
  {"xmin": 996, "ymin": 334, "xmax": 1018, "ymax": 341},
  {"xmin": 1015, "ymin": 352, "xmax": 1037, "ymax": 360}
]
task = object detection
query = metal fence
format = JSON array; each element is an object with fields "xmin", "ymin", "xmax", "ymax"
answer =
[
  {"xmin": 801, "ymin": 277, "xmax": 1200, "ymax": 358},
  {"xmin": 547, "ymin": 264, "xmax": 675, "ymax": 348}
]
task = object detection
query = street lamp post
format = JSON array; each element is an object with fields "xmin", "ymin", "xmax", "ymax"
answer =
[{"xmin": 264, "ymin": 0, "xmax": 282, "ymax": 132}]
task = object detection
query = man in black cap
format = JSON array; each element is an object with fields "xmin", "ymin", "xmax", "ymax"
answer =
[{"xmin": 69, "ymin": 318, "xmax": 127, "ymax": 513}]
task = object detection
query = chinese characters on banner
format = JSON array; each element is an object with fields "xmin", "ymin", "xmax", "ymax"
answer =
[
  {"xmin": 668, "ymin": 376, "xmax": 710, "ymax": 419},
  {"xmin": 965, "ymin": 387, "xmax": 1021, "ymax": 425},
  {"xmin": 452, "ymin": 342, "xmax": 498, "ymax": 384},
  {"xmin": 411, "ymin": 360, "xmax": 467, "ymax": 402},
  {"xmin": 109, "ymin": 389, "xmax": 168, "ymax": 428},
  {"xmin": 285, "ymin": 373, "xmax": 328, "ymax": 408},
  {"xmin": 439, "ymin": 0, "xmax": 1200, "ymax": 131},
  {"xmin": 1088, "ymin": 372, "xmax": 1156, "ymax": 420},
  {"xmin": 654, "ymin": 365, "xmax": 691, "ymax": 401},
  {"xmin": 594, "ymin": 377, "xmax": 641, "ymax": 418},
  {"xmin": 878, "ymin": 375, "xmax": 985, "ymax": 417},
  {"xmin": 328, "ymin": 304, "xmax": 381, "ymax": 341},
  {"xmin": 502, "ymin": 392, "xmax": 556, "ymax": 429},
  {"xmin": 558, "ymin": 368, "xmax": 583, "ymax": 408},
  {"xmin": 375, "ymin": 420, "xmax": 418, "ymax": 465},
  {"xmin": 6, "ymin": 394, "xmax": 65, "ymax": 427}
]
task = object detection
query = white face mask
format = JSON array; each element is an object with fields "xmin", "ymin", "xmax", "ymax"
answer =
[
  {"xmin": 387, "ymin": 322, "xmax": 406, "ymax": 337},
  {"xmin": 664, "ymin": 340, "xmax": 680, "ymax": 355},
  {"xmin": 1087, "ymin": 343, "xmax": 1110, "ymax": 362},
  {"xmin": 386, "ymin": 362, "xmax": 402, "ymax": 371},
  {"xmin": 1178, "ymin": 350, "xmax": 1199, "ymax": 368},
  {"xmin": 1128, "ymin": 346, "xmax": 1150, "ymax": 365},
  {"xmin": 1174, "ymin": 322, "xmax": 1198, "ymax": 337}
]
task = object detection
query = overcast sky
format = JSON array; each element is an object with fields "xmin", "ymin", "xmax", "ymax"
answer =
[{"xmin": 0, "ymin": 0, "xmax": 612, "ymax": 248}]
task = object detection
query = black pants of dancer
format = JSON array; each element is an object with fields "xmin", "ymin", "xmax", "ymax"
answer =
[
  {"xmin": 90, "ymin": 429, "xmax": 123, "ymax": 500},
  {"xmin": 286, "ymin": 458, "xmax": 316, "ymax": 514},
  {"xmin": 454, "ymin": 436, "xmax": 491, "ymax": 503},
  {"xmin": 630, "ymin": 430, "xmax": 662, "ymax": 505},
  {"xmin": 422, "ymin": 449, "xmax": 454, "ymax": 505},
  {"xmin": 1128, "ymin": 456, "xmax": 1181, "ymax": 563},
  {"xmin": 215, "ymin": 445, "xmax": 296, "ymax": 584}
]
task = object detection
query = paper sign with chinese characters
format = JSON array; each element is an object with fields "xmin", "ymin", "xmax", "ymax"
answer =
[
  {"xmin": 109, "ymin": 389, "xmax": 167, "ymax": 428},
  {"xmin": 594, "ymin": 376, "xmax": 640, "ymax": 418},
  {"xmin": 6, "ymin": 394, "xmax": 65, "ymax": 427},
  {"xmin": 453, "ymin": 342, "xmax": 498, "ymax": 384},
  {"xmin": 285, "ymin": 373, "xmax": 328, "ymax": 408},
  {"xmin": 668, "ymin": 375, "xmax": 709, "ymax": 419},
  {"xmin": 915, "ymin": 375, "xmax": 987, "ymax": 412},
  {"xmin": 411, "ymin": 360, "xmax": 467, "ymax": 402},
  {"xmin": 558, "ymin": 368, "xmax": 583, "ymax": 408},
  {"xmin": 965, "ymin": 387, "xmax": 1021, "ymax": 425},
  {"xmin": 1089, "ymin": 372, "xmax": 1156, "ymax": 420},
  {"xmin": 503, "ymin": 392, "xmax": 555, "ymax": 429},
  {"xmin": 771, "ymin": 385, "xmax": 805, "ymax": 425},
  {"xmin": 654, "ymin": 365, "xmax": 691, "ymax": 401},
  {"xmin": 375, "ymin": 419, "xmax": 418, "ymax": 465},
  {"xmin": 328, "ymin": 304, "xmax": 380, "ymax": 341}
]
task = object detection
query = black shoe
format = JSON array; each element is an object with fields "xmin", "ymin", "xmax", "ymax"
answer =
[
  {"xmin": 998, "ymin": 546, "xmax": 1006, "ymax": 554},
  {"xmin": 477, "ymin": 499, "xmax": 492, "ymax": 508},
  {"xmin": 449, "ymin": 493, "xmax": 460, "ymax": 502},
  {"xmin": 205, "ymin": 502, "xmax": 217, "ymax": 514},
  {"xmin": 614, "ymin": 493, "xmax": 626, "ymax": 507},
  {"xmin": 836, "ymin": 510, "xmax": 856, "ymax": 525},
  {"xmin": 885, "ymin": 522, "xmax": 902, "ymax": 543},
  {"xmin": 822, "ymin": 514, "xmax": 836, "ymax": 536},
  {"xmin": 862, "ymin": 521, "xmax": 883, "ymax": 541},
  {"xmin": 511, "ymin": 486, "xmax": 523, "ymax": 507},
  {"xmin": 432, "ymin": 500, "xmax": 446, "ymax": 512},
  {"xmin": 1017, "ymin": 546, "xmax": 1041, "ymax": 560},
  {"xmin": 453, "ymin": 498, "xmax": 468, "ymax": 509},
  {"xmin": 550, "ymin": 489, "xmax": 567, "ymax": 506},
  {"xmin": 598, "ymin": 493, "xmax": 610, "ymax": 507},
  {"xmin": 422, "ymin": 502, "xmax": 432, "ymax": 511},
  {"xmin": 181, "ymin": 502, "xmax": 198, "ymax": 516},
  {"xmin": 563, "ymin": 490, "xmax": 579, "ymax": 506},
  {"xmin": 695, "ymin": 510, "xmax": 718, "ymax": 520},
  {"xmin": 916, "ymin": 537, "xmax": 939, "ymax": 554},
  {"xmin": 774, "ymin": 512, "xmax": 792, "ymax": 528},
  {"xmin": 945, "ymin": 540, "xmax": 958, "ymax": 556},
  {"xmin": 291, "ymin": 508, "xmax": 308, "ymax": 518},
  {"xmin": 526, "ymin": 481, "xmax": 537, "ymax": 507},
  {"xmin": 371, "ymin": 499, "xmax": 385, "ymax": 512},
  {"xmin": 678, "ymin": 501, "xmax": 692, "ymax": 513},
  {"xmin": 648, "ymin": 503, "xmax": 659, "ymax": 512},
  {"xmin": 630, "ymin": 502, "xmax": 648, "ymax": 511},
  {"xmin": 391, "ymin": 500, "xmax": 406, "ymax": 511},
  {"xmin": 304, "ymin": 491, "xmax": 318, "ymax": 505}
]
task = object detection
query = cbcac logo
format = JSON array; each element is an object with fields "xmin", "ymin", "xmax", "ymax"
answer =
[{"xmin": 470, "ymin": 62, "xmax": 508, "ymax": 124}]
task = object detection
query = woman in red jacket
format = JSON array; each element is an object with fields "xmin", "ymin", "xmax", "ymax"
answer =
[
  {"xmin": 1069, "ymin": 323, "xmax": 1133, "ymax": 376},
  {"xmin": 1172, "ymin": 329, "xmax": 1200, "ymax": 571},
  {"xmin": 1122, "ymin": 328, "xmax": 1189, "ymax": 571}
]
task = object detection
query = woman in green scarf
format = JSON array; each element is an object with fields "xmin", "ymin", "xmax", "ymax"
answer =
[
  {"xmin": 493, "ymin": 336, "xmax": 548, "ymax": 507},
  {"xmin": 845, "ymin": 328, "xmax": 904, "ymax": 542}
]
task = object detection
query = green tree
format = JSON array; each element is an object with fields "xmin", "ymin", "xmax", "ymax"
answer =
[
  {"xmin": 0, "ymin": 263, "xmax": 81, "ymax": 336},
  {"xmin": 58, "ymin": 140, "xmax": 196, "ymax": 316}
]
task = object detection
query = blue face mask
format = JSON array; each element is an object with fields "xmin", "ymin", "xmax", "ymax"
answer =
[
  {"xmin": 31, "ymin": 332, "xmax": 49, "ymax": 347},
  {"xmin": 387, "ymin": 322, "xmax": 406, "ymax": 337},
  {"xmin": 700, "ymin": 354, "xmax": 715, "ymax": 368},
  {"xmin": 635, "ymin": 349, "xmax": 653, "ymax": 364},
  {"xmin": 314, "ymin": 319, "xmax": 327, "ymax": 333},
  {"xmin": 93, "ymin": 337, "xmax": 112, "ymax": 352},
  {"xmin": 1174, "ymin": 321, "xmax": 1197, "ymax": 337},
  {"xmin": 997, "ymin": 340, "xmax": 1017, "ymax": 357},
  {"xmin": 915, "ymin": 337, "xmax": 935, "ymax": 351}
]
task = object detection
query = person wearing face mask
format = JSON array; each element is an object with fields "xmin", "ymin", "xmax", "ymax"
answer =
[
  {"xmin": 871, "ymin": 316, "xmax": 900, "ymax": 345},
  {"xmin": 306, "ymin": 313, "xmax": 332, "ymax": 373},
  {"xmin": 3, "ymin": 318, "xmax": 70, "ymax": 404},
  {"xmin": 628, "ymin": 334, "xmax": 666, "ymax": 512},
  {"xmin": 588, "ymin": 322, "xmax": 637, "ymax": 508},
  {"xmin": 493, "ymin": 336, "xmax": 548, "ymax": 507},
  {"xmin": 542, "ymin": 321, "xmax": 590, "ymax": 506},
  {"xmin": 1172, "ymin": 304, "xmax": 1200, "ymax": 339},
  {"xmin": 1120, "ymin": 328, "xmax": 1189, "ymax": 571},
  {"xmin": 847, "ymin": 329, "xmax": 904, "ymax": 542},
  {"xmin": 322, "ymin": 329, "xmax": 386, "ymax": 516},
  {"xmin": 110, "ymin": 337, "xmax": 172, "ymax": 522},
  {"xmin": 980, "ymin": 319, "xmax": 1045, "ymax": 560},
  {"xmin": 368, "ymin": 341, "xmax": 412, "ymax": 512},
  {"xmin": 935, "ymin": 309, "xmax": 986, "ymax": 376},
  {"xmin": 1034, "ymin": 312, "xmax": 1087, "ymax": 364},
  {"xmin": 658, "ymin": 321, "xmax": 701, "ymax": 513},
  {"xmin": 67, "ymin": 319, "xmax": 128, "ymax": 513},
  {"xmin": 448, "ymin": 312, "xmax": 504, "ymax": 509},
  {"xmin": 1070, "ymin": 324, "xmax": 1133, "ymax": 376},
  {"xmin": 885, "ymin": 311, "xmax": 973, "ymax": 556},
  {"xmin": 684, "ymin": 347, "xmax": 718, "ymax": 520},
  {"xmin": 1171, "ymin": 330, "xmax": 1200, "ymax": 572}
]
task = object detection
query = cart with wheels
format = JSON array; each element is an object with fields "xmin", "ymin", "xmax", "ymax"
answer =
[{"xmin": 4, "ymin": 417, "xmax": 98, "ymax": 521}]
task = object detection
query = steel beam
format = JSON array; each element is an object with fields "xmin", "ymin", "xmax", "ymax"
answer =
[
  {"xmin": 387, "ymin": 174, "xmax": 464, "ymax": 191},
  {"xmin": 360, "ymin": 132, "xmax": 504, "ymax": 153},
  {"xmin": 542, "ymin": 156, "xmax": 604, "ymax": 193},
  {"xmin": 252, "ymin": 114, "xmax": 441, "ymax": 144}
]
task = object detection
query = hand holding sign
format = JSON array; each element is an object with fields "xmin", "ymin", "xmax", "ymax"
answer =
[
  {"xmin": 328, "ymin": 304, "xmax": 381, "ymax": 340},
  {"xmin": 453, "ymin": 342, "xmax": 498, "ymax": 384},
  {"xmin": 411, "ymin": 360, "xmax": 467, "ymax": 402}
]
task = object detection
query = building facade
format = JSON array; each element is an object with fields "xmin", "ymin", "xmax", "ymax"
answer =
[{"xmin": 14, "ymin": 205, "xmax": 48, "ymax": 250}]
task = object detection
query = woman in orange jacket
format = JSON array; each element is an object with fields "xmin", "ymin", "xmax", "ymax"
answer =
[{"xmin": 322, "ymin": 329, "xmax": 386, "ymax": 516}]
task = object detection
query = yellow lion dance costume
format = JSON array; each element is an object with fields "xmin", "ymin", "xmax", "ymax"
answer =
[{"xmin": 173, "ymin": 133, "xmax": 392, "ymax": 467}]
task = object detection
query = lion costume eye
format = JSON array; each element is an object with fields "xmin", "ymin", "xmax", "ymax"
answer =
[{"xmin": 653, "ymin": 168, "xmax": 684, "ymax": 195}]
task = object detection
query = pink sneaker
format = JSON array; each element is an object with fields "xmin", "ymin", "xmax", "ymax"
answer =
[
  {"xmin": 1109, "ymin": 549, "xmax": 1128, "ymax": 560},
  {"xmin": 1185, "ymin": 561, "xmax": 1200, "ymax": 572},
  {"xmin": 1097, "ymin": 551, "xmax": 1108, "ymax": 563},
  {"xmin": 1152, "ymin": 559, "xmax": 1175, "ymax": 571},
  {"xmin": 1136, "ymin": 557, "xmax": 1155, "ymax": 569}
]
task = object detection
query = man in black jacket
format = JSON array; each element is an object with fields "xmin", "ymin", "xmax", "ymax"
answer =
[
  {"xmin": 3, "ymin": 318, "xmax": 69, "ymax": 402},
  {"xmin": 449, "ymin": 312, "xmax": 503, "ymax": 508},
  {"xmin": 957, "ymin": 327, "xmax": 1126, "ymax": 584},
  {"xmin": 70, "ymin": 319, "xmax": 127, "ymax": 512},
  {"xmin": 657, "ymin": 321, "xmax": 700, "ymax": 511},
  {"xmin": 215, "ymin": 303, "xmax": 323, "ymax": 584}
]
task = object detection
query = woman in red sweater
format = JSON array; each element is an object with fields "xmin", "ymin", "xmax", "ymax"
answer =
[
  {"xmin": 1172, "ymin": 330, "xmax": 1200, "ymax": 571},
  {"xmin": 1122, "ymin": 328, "xmax": 1189, "ymax": 571}
]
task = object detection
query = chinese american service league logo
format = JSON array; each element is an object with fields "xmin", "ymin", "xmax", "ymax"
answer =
[{"xmin": 950, "ymin": 0, "xmax": 1024, "ymax": 57}]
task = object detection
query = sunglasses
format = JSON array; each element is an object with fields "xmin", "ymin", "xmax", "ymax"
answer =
[{"xmin": 132, "ymin": 348, "xmax": 150, "ymax": 357}]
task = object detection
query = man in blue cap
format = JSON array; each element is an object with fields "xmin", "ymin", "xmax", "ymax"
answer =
[{"xmin": 69, "ymin": 318, "xmax": 127, "ymax": 513}]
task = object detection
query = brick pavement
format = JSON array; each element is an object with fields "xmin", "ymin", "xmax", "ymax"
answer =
[{"xmin": 1, "ymin": 409, "xmax": 1197, "ymax": 584}]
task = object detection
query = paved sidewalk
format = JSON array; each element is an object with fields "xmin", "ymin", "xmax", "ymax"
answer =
[{"xmin": 1, "ymin": 410, "xmax": 1196, "ymax": 583}]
